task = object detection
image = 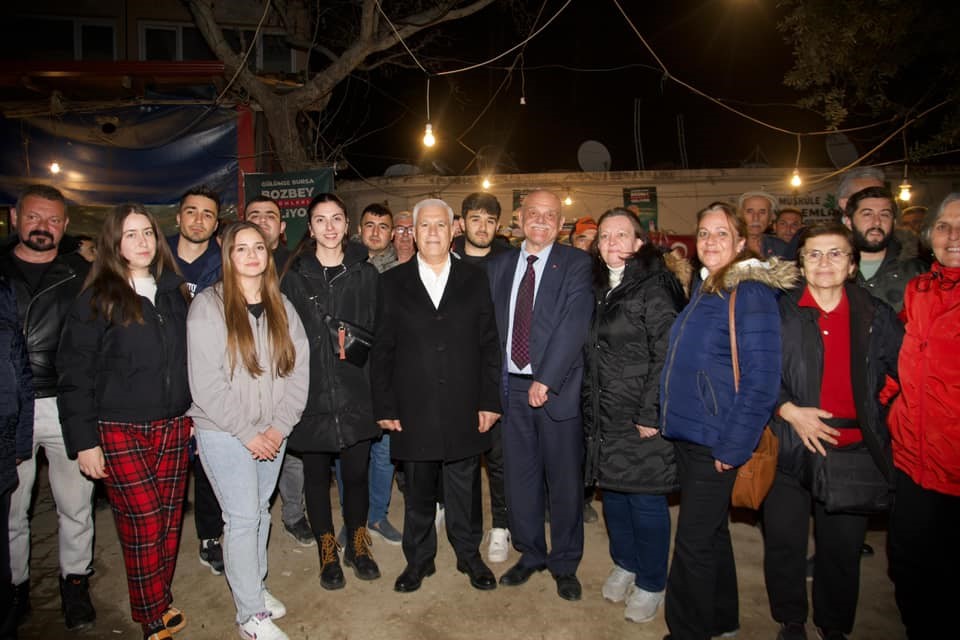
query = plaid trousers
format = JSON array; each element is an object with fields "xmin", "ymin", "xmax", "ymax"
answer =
[{"xmin": 99, "ymin": 416, "xmax": 191, "ymax": 626}]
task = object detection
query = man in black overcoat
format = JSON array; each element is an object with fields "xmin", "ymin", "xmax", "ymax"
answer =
[{"xmin": 370, "ymin": 198, "xmax": 502, "ymax": 593}]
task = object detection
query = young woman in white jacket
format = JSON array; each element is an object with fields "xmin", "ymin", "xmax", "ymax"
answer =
[{"xmin": 187, "ymin": 222, "xmax": 309, "ymax": 640}]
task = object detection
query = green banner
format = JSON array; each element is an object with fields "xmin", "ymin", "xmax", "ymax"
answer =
[
  {"xmin": 622, "ymin": 187, "xmax": 659, "ymax": 231},
  {"xmin": 244, "ymin": 169, "xmax": 335, "ymax": 249}
]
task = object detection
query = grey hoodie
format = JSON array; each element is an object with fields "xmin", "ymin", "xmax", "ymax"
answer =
[{"xmin": 186, "ymin": 284, "xmax": 310, "ymax": 444}]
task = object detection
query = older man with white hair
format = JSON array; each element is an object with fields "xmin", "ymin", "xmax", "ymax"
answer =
[
  {"xmin": 738, "ymin": 190, "xmax": 792, "ymax": 259},
  {"xmin": 370, "ymin": 198, "xmax": 502, "ymax": 594}
]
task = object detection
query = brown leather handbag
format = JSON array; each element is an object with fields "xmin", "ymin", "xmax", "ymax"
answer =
[{"xmin": 727, "ymin": 287, "xmax": 779, "ymax": 510}]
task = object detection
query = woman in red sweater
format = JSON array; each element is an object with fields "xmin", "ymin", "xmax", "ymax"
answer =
[{"xmin": 888, "ymin": 193, "xmax": 960, "ymax": 639}]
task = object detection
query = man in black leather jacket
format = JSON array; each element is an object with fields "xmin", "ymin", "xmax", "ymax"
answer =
[{"xmin": 0, "ymin": 185, "xmax": 95, "ymax": 632}]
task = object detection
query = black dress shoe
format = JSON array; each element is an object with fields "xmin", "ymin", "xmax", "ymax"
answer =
[
  {"xmin": 499, "ymin": 561, "xmax": 545, "ymax": 586},
  {"xmin": 861, "ymin": 543, "xmax": 875, "ymax": 557},
  {"xmin": 457, "ymin": 557, "xmax": 496, "ymax": 591},
  {"xmin": 554, "ymin": 574, "xmax": 582, "ymax": 601},
  {"xmin": 393, "ymin": 562, "xmax": 436, "ymax": 593}
]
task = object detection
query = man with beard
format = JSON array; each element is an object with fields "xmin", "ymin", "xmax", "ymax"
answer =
[
  {"xmin": 450, "ymin": 193, "xmax": 511, "ymax": 563},
  {"xmin": 166, "ymin": 186, "xmax": 225, "ymax": 576},
  {"xmin": 452, "ymin": 193, "xmax": 509, "ymax": 266},
  {"xmin": 1, "ymin": 185, "xmax": 96, "ymax": 631},
  {"xmin": 842, "ymin": 186, "xmax": 926, "ymax": 313}
]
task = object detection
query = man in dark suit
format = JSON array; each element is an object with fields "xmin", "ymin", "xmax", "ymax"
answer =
[
  {"xmin": 486, "ymin": 189, "xmax": 594, "ymax": 601},
  {"xmin": 370, "ymin": 198, "xmax": 502, "ymax": 594}
]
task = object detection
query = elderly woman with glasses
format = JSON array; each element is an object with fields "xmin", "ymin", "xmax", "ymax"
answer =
[
  {"xmin": 887, "ymin": 193, "xmax": 960, "ymax": 639},
  {"xmin": 762, "ymin": 223, "xmax": 903, "ymax": 640}
]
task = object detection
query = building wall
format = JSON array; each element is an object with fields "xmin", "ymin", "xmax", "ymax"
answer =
[{"xmin": 336, "ymin": 167, "xmax": 960, "ymax": 235}]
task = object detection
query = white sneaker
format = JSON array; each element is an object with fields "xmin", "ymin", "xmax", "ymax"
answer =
[
  {"xmin": 601, "ymin": 565, "xmax": 636, "ymax": 602},
  {"xmin": 486, "ymin": 528, "xmax": 511, "ymax": 564},
  {"xmin": 624, "ymin": 585, "xmax": 665, "ymax": 623},
  {"xmin": 263, "ymin": 589, "xmax": 286, "ymax": 619},
  {"xmin": 238, "ymin": 612, "xmax": 289, "ymax": 640}
]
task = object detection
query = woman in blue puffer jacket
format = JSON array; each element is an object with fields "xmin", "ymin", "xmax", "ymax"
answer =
[{"xmin": 659, "ymin": 201, "xmax": 797, "ymax": 640}]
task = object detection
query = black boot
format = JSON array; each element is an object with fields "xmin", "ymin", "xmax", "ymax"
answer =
[
  {"xmin": 60, "ymin": 574, "xmax": 96, "ymax": 630},
  {"xmin": 343, "ymin": 526, "xmax": 381, "ymax": 581},
  {"xmin": 318, "ymin": 532, "xmax": 345, "ymax": 590}
]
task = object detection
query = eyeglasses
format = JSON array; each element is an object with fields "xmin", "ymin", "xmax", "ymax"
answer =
[
  {"xmin": 395, "ymin": 227, "xmax": 414, "ymax": 236},
  {"xmin": 802, "ymin": 249, "xmax": 851, "ymax": 263}
]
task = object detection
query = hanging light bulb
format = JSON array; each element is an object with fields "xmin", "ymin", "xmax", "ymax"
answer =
[
  {"xmin": 563, "ymin": 192, "xmax": 573, "ymax": 206},
  {"xmin": 49, "ymin": 162, "xmax": 61, "ymax": 174},
  {"xmin": 898, "ymin": 179, "xmax": 912, "ymax": 202},
  {"xmin": 790, "ymin": 169, "xmax": 802, "ymax": 188},
  {"xmin": 422, "ymin": 123, "xmax": 435, "ymax": 147},
  {"xmin": 481, "ymin": 177, "xmax": 491, "ymax": 190}
]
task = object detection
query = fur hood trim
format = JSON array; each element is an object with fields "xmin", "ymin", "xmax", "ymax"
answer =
[{"xmin": 701, "ymin": 257, "xmax": 800, "ymax": 294}]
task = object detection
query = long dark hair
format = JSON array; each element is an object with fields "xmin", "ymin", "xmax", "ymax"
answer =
[
  {"xmin": 591, "ymin": 207, "xmax": 648, "ymax": 289},
  {"xmin": 85, "ymin": 203, "xmax": 186, "ymax": 324},
  {"xmin": 219, "ymin": 222, "xmax": 297, "ymax": 378},
  {"xmin": 284, "ymin": 193, "xmax": 349, "ymax": 276}
]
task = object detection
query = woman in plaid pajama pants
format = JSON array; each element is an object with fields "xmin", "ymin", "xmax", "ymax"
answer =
[
  {"xmin": 187, "ymin": 223, "xmax": 310, "ymax": 640},
  {"xmin": 57, "ymin": 204, "xmax": 193, "ymax": 640}
]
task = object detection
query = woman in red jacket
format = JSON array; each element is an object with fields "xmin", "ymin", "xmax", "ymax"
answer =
[{"xmin": 888, "ymin": 192, "xmax": 960, "ymax": 639}]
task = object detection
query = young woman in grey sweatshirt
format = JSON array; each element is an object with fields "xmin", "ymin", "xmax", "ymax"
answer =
[{"xmin": 187, "ymin": 222, "xmax": 309, "ymax": 640}]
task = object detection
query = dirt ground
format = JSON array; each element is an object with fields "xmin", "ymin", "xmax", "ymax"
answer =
[{"xmin": 16, "ymin": 461, "xmax": 905, "ymax": 640}]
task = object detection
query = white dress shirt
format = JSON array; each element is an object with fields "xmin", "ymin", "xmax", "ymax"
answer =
[{"xmin": 417, "ymin": 254, "xmax": 451, "ymax": 309}]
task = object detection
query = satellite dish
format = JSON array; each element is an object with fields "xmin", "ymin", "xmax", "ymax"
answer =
[
  {"xmin": 826, "ymin": 133, "xmax": 859, "ymax": 169},
  {"xmin": 577, "ymin": 140, "xmax": 612, "ymax": 172},
  {"xmin": 384, "ymin": 163, "xmax": 420, "ymax": 177}
]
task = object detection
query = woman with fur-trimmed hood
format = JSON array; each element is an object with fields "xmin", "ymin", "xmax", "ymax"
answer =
[{"xmin": 659, "ymin": 202, "xmax": 798, "ymax": 640}]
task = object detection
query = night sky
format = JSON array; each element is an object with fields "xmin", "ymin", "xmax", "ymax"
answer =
[{"xmin": 332, "ymin": 0, "xmax": 837, "ymax": 179}]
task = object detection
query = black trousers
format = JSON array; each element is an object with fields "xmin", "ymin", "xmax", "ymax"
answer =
[
  {"xmin": 302, "ymin": 440, "xmax": 371, "ymax": 537},
  {"xmin": 401, "ymin": 456, "xmax": 483, "ymax": 569},
  {"xmin": 482, "ymin": 422, "xmax": 508, "ymax": 530},
  {"xmin": 890, "ymin": 468, "xmax": 960, "ymax": 639},
  {"xmin": 665, "ymin": 441, "xmax": 738, "ymax": 640},
  {"xmin": 762, "ymin": 469, "xmax": 867, "ymax": 633},
  {"xmin": 193, "ymin": 454, "xmax": 223, "ymax": 540}
]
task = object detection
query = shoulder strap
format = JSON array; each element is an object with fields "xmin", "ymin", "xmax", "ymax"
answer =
[{"xmin": 729, "ymin": 288, "xmax": 740, "ymax": 393}]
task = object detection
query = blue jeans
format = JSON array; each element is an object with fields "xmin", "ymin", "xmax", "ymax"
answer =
[
  {"xmin": 196, "ymin": 429, "xmax": 285, "ymax": 623},
  {"xmin": 335, "ymin": 434, "xmax": 394, "ymax": 525},
  {"xmin": 602, "ymin": 490, "xmax": 670, "ymax": 592},
  {"xmin": 367, "ymin": 434, "xmax": 394, "ymax": 524}
]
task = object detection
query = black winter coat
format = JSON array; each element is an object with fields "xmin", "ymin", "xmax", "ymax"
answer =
[
  {"xmin": 773, "ymin": 281, "xmax": 903, "ymax": 483},
  {"xmin": 583, "ymin": 245, "xmax": 684, "ymax": 493},
  {"xmin": 1, "ymin": 276, "xmax": 34, "ymax": 494},
  {"xmin": 281, "ymin": 242, "xmax": 380, "ymax": 452},
  {"xmin": 370, "ymin": 257, "xmax": 501, "ymax": 461},
  {"xmin": 57, "ymin": 271, "xmax": 192, "ymax": 458},
  {"xmin": 0, "ymin": 248, "xmax": 88, "ymax": 397}
]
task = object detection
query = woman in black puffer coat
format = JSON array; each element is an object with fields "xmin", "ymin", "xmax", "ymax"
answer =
[
  {"xmin": 280, "ymin": 193, "xmax": 381, "ymax": 591},
  {"xmin": 582, "ymin": 208, "xmax": 686, "ymax": 624}
]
